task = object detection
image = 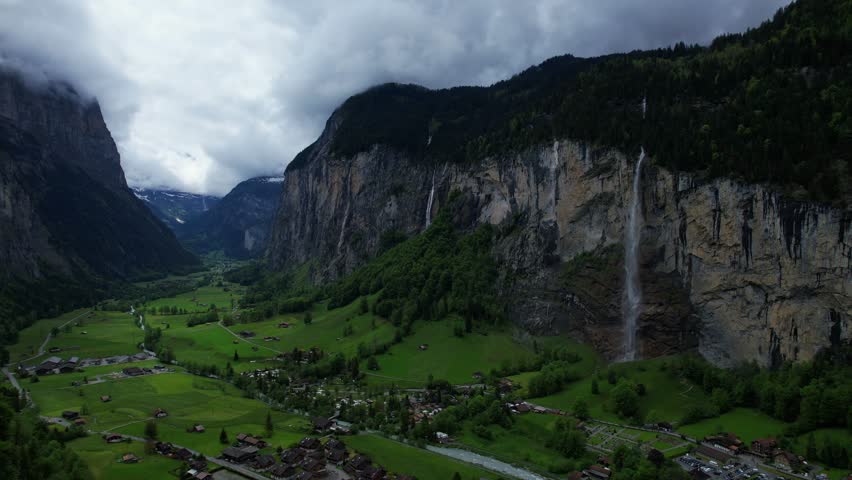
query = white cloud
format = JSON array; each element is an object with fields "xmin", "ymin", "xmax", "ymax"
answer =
[{"xmin": 0, "ymin": 0, "xmax": 790, "ymax": 195}]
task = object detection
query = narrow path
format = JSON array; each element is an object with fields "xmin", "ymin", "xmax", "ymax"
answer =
[
  {"xmin": 361, "ymin": 371, "xmax": 424, "ymax": 383},
  {"xmin": 217, "ymin": 320, "xmax": 285, "ymax": 355},
  {"xmin": 18, "ymin": 309, "xmax": 92, "ymax": 365},
  {"xmin": 1, "ymin": 367, "xmax": 23, "ymax": 393}
]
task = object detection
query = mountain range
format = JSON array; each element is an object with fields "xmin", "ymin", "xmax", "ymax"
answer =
[
  {"xmin": 132, "ymin": 187, "xmax": 220, "ymax": 229},
  {"xmin": 174, "ymin": 176, "xmax": 283, "ymax": 259}
]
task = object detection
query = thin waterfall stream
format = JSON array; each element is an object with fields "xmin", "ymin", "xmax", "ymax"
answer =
[{"xmin": 623, "ymin": 96, "xmax": 647, "ymax": 361}]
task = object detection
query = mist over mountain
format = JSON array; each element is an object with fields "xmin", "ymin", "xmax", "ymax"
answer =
[{"xmin": 0, "ymin": 68, "xmax": 198, "ymax": 319}]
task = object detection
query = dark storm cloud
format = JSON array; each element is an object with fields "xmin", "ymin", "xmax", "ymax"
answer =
[{"xmin": 0, "ymin": 0, "xmax": 790, "ymax": 195}]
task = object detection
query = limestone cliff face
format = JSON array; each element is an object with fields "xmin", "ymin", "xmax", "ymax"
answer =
[{"xmin": 267, "ymin": 118, "xmax": 851, "ymax": 367}]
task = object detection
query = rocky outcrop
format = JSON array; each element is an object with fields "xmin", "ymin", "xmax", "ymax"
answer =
[
  {"xmin": 0, "ymin": 69, "xmax": 198, "ymax": 282},
  {"xmin": 267, "ymin": 115, "xmax": 851, "ymax": 367}
]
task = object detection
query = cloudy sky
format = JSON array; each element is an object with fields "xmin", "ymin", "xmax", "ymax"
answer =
[{"xmin": 0, "ymin": 0, "xmax": 790, "ymax": 196}]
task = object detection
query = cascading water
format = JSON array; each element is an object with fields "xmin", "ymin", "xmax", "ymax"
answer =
[
  {"xmin": 424, "ymin": 164, "xmax": 447, "ymax": 229},
  {"xmin": 425, "ymin": 172, "xmax": 436, "ymax": 228},
  {"xmin": 623, "ymin": 95, "xmax": 647, "ymax": 361},
  {"xmin": 623, "ymin": 147, "xmax": 645, "ymax": 361}
]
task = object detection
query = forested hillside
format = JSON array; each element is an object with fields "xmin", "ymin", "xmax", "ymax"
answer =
[{"xmin": 307, "ymin": 0, "xmax": 851, "ymax": 205}]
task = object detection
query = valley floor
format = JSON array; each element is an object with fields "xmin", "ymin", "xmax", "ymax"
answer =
[{"xmin": 4, "ymin": 271, "xmax": 850, "ymax": 480}]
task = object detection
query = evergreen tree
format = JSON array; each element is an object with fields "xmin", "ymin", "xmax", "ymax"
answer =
[
  {"xmin": 806, "ymin": 433, "xmax": 817, "ymax": 460},
  {"xmin": 573, "ymin": 399, "xmax": 589, "ymax": 420},
  {"xmin": 144, "ymin": 420, "xmax": 158, "ymax": 440},
  {"xmin": 233, "ymin": 350, "xmax": 239, "ymax": 361},
  {"xmin": 265, "ymin": 410, "xmax": 274, "ymax": 436},
  {"xmin": 367, "ymin": 356, "xmax": 380, "ymax": 371},
  {"xmin": 220, "ymin": 427, "xmax": 229, "ymax": 444}
]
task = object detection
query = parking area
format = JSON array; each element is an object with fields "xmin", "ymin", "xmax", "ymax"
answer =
[{"xmin": 676, "ymin": 453, "xmax": 793, "ymax": 480}]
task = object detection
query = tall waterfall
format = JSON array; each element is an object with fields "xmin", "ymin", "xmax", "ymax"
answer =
[
  {"xmin": 623, "ymin": 95, "xmax": 647, "ymax": 361},
  {"xmin": 425, "ymin": 173, "xmax": 436, "ymax": 228},
  {"xmin": 623, "ymin": 148, "xmax": 645, "ymax": 361}
]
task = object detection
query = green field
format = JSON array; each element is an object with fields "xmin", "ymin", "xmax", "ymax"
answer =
[
  {"xmin": 39, "ymin": 311, "xmax": 145, "ymax": 360},
  {"xmin": 238, "ymin": 300, "xmax": 396, "ymax": 358},
  {"xmin": 678, "ymin": 408, "xmax": 789, "ymax": 442},
  {"xmin": 7, "ymin": 308, "xmax": 92, "ymax": 363},
  {"xmin": 532, "ymin": 355, "xmax": 705, "ymax": 423},
  {"xmin": 154, "ymin": 298, "xmax": 396, "ymax": 373},
  {"xmin": 27, "ymin": 364, "xmax": 311, "ymax": 456},
  {"xmin": 457, "ymin": 413, "xmax": 581, "ymax": 474},
  {"xmin": 346, "ymin": 434, "xmax": 499, "ymax": 480},
  {"xmin": 156, "ymin": 319, "xmax": 281, "ymax": 373},
  {"xmin": 364, "ymin": 320, "xmax": 542, "ymax": 386},
  {"xmin": 67, "ymin": 434, "xmax": 183, "ymax": 480},
  {"xmin": 144, "ymin": 285, "xmax": 244, "ymax": 314}
]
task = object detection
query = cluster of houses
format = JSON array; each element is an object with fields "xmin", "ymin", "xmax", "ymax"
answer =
[
  {"xmin": 507, "ymin": 401, "xmax": 565, "ymax": 416},
  {"xmin": 154, "ymin": 441, "xmax": 199, "ymax": 463},
  {"xmin": 312, "ymin": 416, "xmax": 352, "ymax": 435},
  {"xmin": 60, "ymin": 410, "xmax": 88, "ymax": 427},
  {"xmin": 641, "ymin": 421, "xmax": 675, "ymax": 432},
  {"xmin": 408, "ymin": 398, "xmax": 443, "ymax": 424},
  {"xmin": 32, "ymin": 356, "xmax": 80, "ymax": 375},
  {"xmin": 573, "ymin": 463, "xmax": 612, "ymax": 480},
  {"xmin": 27, "ymin": 352, "xmax": 156, "ymax": 376},
  {"xmin": 219, "ymin": 435, "xmax": 335, "ymax": 480},
  {"xmin": 703, "ymin": 434, "xmax": 806, "ymax": 472},
  {"xmin": 271, "ymin": 349, "xmax": 326, "ymax": 366},
  {"xmin": 216, "ymin": 434, "xmax": 420, "ymax": 480}
]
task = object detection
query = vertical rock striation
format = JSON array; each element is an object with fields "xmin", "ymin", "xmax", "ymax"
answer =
[{"xmin": 267, "ymin": 115, "xmax": 850, "ymax": 366}]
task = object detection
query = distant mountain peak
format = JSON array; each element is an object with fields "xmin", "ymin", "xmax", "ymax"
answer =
[{"xmin": 132, "ymin": 187, "xmax": 220, "ymax": 230}]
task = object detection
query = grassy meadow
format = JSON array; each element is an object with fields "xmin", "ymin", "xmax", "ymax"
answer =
[
  {"xmin": 532, "ymin": 355, "xmax": 705, "ymax": 423},
  {"xmin": 236, "ymin": 300, "xmax": 397, "ymax": 358},
  {"xmin": 42, "ymin": 311, "xmax": 144, "ymax": 359},
  {"xmin": 67, "ymin": 434, "xmax": 182, "ymax": 480},
  {"xmin": 457, "ymin": 413, "xmax": 580, "ymax": 474},
  {"xmin": 27, "ymin": 363, "xmax": 311, "ymax": 456},
  {"xmin": 8, "ymin": 308, "xmax": 92, "ymax": 363},
  {"xmin": 144, "ymin": 285, "xmax": 244, "ymax": 314},
  {"xmin": 363, "ymin": 320, "xmax": 540, "ymax": 386},
  {"xmin": 156, "ymin": 319, "xmax": 281, "ymax": 372},
  {"xmin": 677, "ymin": 407, "xmax": 789, "ymax": 442}
]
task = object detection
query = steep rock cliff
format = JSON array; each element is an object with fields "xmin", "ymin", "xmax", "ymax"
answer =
[
  {"xmin": 0, "ymin": 70, "xmax": 198, "ymax": 282},
  {"xmin": 267, "ymin": 120, "xmax": 851, "ymax": 367}
]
